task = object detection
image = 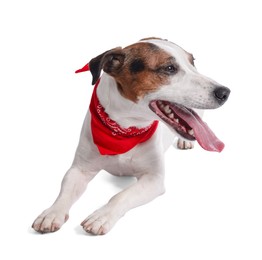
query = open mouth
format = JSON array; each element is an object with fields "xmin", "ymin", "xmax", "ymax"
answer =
[{"xmin": 149, "ymin": 100, "xmax": 225, "ymax": 152}]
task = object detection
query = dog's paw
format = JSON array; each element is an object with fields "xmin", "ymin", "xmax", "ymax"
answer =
[
  {"xmin": 177, "ymin": 138, "xmax": 194, "ymax": 150},
  {"xmin": 32, "ymin": 207, "xmax": 69, "ymax": 233},
  {"xmin": 81, "ymin": 205, "xmax": 119, "ymax": 235}
]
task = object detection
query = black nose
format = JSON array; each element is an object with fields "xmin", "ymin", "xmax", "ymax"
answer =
[{"xmin": 214, "ymin": 86, "xmax": 230, "ymax": 105}]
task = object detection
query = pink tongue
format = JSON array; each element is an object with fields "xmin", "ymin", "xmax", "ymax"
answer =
[{"xmin": 174, "ymin": 106, "xmax": 224, "ymax": 152}]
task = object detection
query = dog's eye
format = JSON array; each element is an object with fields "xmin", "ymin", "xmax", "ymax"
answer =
[{"xmin": 164, "ymin": 65, "xmax": 178, "ymax": 74}]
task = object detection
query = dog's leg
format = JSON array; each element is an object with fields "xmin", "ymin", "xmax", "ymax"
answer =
[
  {"xmin": 81, "ymin": 172, "xmax": 165, "ymax": 235},
  {"xmin": 32, "ymin": 167, "xmax": 97, "ymax": 233},
  {"xmin": 177, "ymin": 109, "xmax": 204, "ymax": 150}
]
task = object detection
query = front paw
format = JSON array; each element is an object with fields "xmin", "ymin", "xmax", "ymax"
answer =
[
  {"xmin": 81, "ymin": 205, "xmax": 119, "ymax": 235},
  {"xmin": 32, "ymin": 207, "xmax": 69, "ymax": 233},
  {"xmin": 177, "ymin": 138, "xmax": 194, "ymax": 150}
]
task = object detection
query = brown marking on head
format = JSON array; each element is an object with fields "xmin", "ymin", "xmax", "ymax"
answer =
[
  {"xmin": 114, "ymin": 42, "xmax": 177, "ymax": 102},
  {"xmin": 89, "ymin": 42, "xmax": 178, "ymax": 102}
]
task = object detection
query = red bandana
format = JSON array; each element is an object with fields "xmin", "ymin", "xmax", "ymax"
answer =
[{"xmin": 76, "ymin": 63, "xmax": 159, "ymax": 155}]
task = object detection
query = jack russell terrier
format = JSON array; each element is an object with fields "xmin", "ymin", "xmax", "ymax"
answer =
[{"xmin": 32, "ymin": 37, "xmax": 230, "ymax": 235}]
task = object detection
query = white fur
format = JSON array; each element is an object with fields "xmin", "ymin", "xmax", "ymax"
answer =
[
  {"xmin": 32, "ymin": 39, "xmax": 224, "ymax": 235},
  {"xmin": 143, "ymin": 40, "xmax": 223, "ymax": 109}
]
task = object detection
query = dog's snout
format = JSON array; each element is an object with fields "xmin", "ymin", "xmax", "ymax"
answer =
[{"xmin": 214, "ymin": 86, "xmax": 230, "ymax": 105}]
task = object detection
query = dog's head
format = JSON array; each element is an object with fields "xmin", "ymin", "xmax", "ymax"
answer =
[{"xmin": 88, "ymin": 37, "xmax": 230, "ymax": 152}]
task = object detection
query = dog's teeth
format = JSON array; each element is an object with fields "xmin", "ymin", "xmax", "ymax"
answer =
[
  {"xmin": 158, "ymin": 101, "xmax": 163, "ymax": 105},
  {"xmin": 164, "ymin": 105, "xmax": 171, "ymax": 114},
  {"xmin": 168, "ymin": 113, "xmax": 174, "ymax": 119},
  {"xmin": 188, "ymin": 129, "xmax": 194, "ymax": 136},
  {"xmin": 175, "ymin": 118, "xmax": 179, "ymax": 123}
]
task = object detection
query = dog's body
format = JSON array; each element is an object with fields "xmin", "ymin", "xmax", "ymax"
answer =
[{"xmin": 32, "ymin": 38, "xmax": 230, "ymax": 235}]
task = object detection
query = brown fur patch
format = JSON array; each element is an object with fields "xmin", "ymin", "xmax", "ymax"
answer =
[{"xmin": 110, "ymin": 42, "xmax": 175, "ymax": 102}]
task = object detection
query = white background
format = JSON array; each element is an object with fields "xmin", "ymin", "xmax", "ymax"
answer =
[{"xmin": 0, "ymin": 0, "xmax": 261, "ymax": 259}]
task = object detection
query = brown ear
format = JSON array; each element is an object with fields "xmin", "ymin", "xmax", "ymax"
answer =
[{"xmin": 89, "ymin": 48, "xmax": 125, "ymax": 85}]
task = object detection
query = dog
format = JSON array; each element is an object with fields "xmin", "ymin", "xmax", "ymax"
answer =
[{"xmin": 32, "ymin": 37, "xmax": 230, "ymax": 235}]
